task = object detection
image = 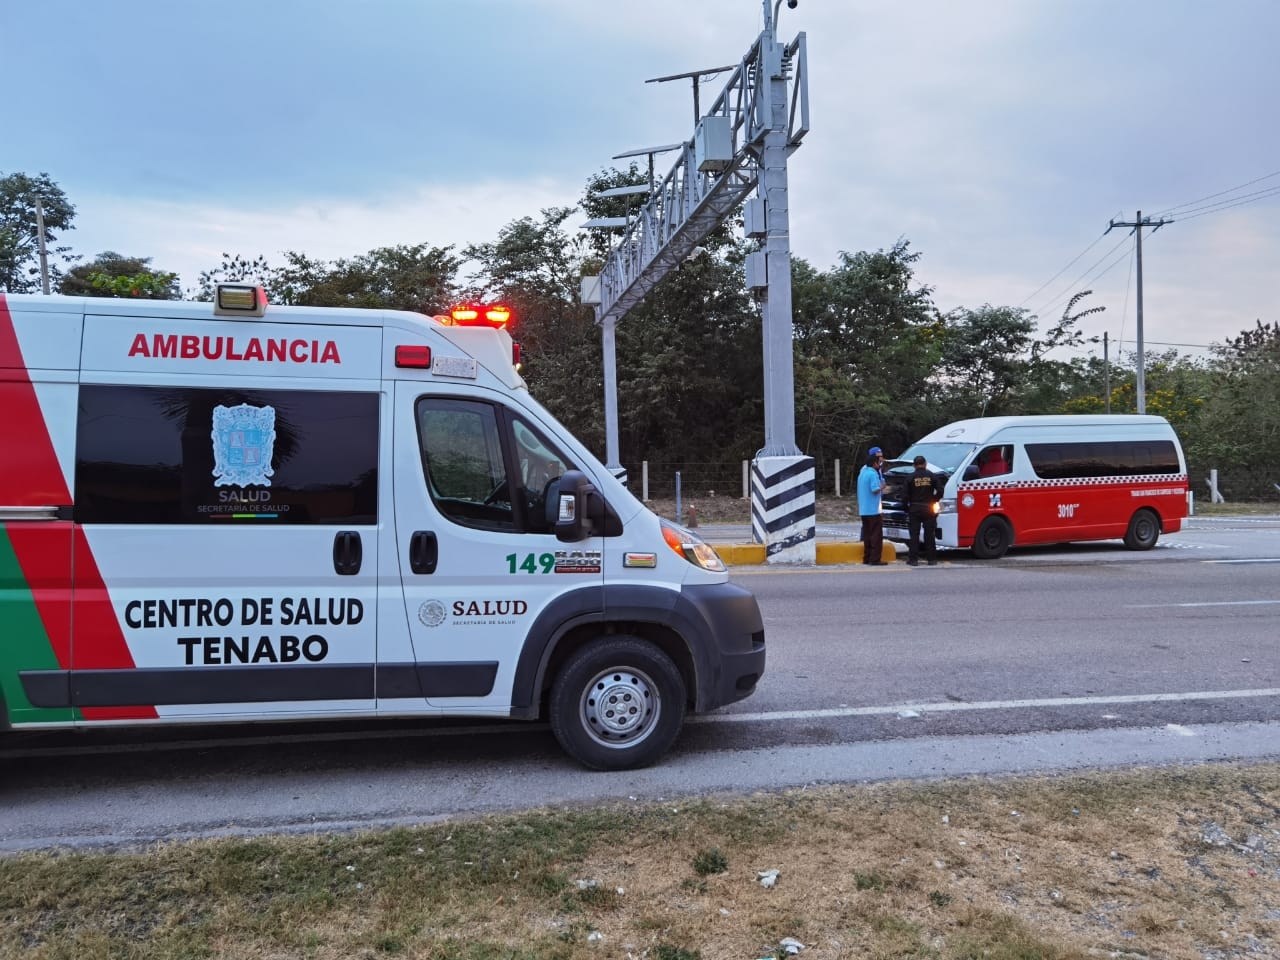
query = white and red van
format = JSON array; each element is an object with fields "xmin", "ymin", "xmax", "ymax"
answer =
[
  {"xmin": 882, "ymin": 414, "xmax": 1189, "ymax": 558},
  {"xmin": 0, "ymin": 287, "xmax": 765, "ymax": 769}
]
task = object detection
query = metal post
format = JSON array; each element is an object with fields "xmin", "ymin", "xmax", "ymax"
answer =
[
  {"xmin": 742, "ymin": 460, "xmax": 749, "ymax": 500},
  {"xmin": 599, "ymin": 311, "xmax": 621, "ymax": 471},
  {"xmin": 675, "ymin": 471, "xmax": 682, "ymax": 524},
  {"xmin": 757, "ymin": 1, "xmax": 799, "ymax": 458},
  {"xmin": 642, "ymin": 461, "xmax": 650, "ymax": 502},
  {"xmin": 834, "ymin": 458, "xmax": 841, "ymax": 497},
  {"xmin": 1103, "ymin": 332, "xmax": 1111, "ymax": 414},
  {"xmin": 34, "ymin": 197, "xmax": 51, "ymax": 295},
  {"xmin": 1134, "ymin": 210, "xmax": 1146, "ymax": 414}
]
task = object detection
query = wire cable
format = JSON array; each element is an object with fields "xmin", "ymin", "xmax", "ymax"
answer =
[
  {"xmin": 1025, "ymin": 233, "xmax": 1130, "ymax": 319},
  {"xmin": 1175, "ymin": 185, "xmax": 1280, "ymax": 223},
  {"xmin": 1017, "ymin": 225, "xmax": 1114, "ymax": 308},
  {"xmin": 1153, "ymin": 168, "xmax": 1280, "ymax": 217}
]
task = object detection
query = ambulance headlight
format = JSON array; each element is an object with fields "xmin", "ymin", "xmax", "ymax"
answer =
[
  {"xmin": 938, "ymin": 498, "xmax": 956, "ymax": 515},
  {"xmin": 660, "ymin": 519, "xmax": 726, "ymax": 572}
]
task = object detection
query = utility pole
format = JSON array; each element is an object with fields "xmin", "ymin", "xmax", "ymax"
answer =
[
  {"xmin": 1103, "ymin": 332, "xmax": 1110, "ymax": 414},
  {"xmin": 34, "ymin": 197, "xmax": 51, "ymax": 295},
  {"xmin": 1106, "ymin": 210, "xmax": 1171, "ymax": 413}
]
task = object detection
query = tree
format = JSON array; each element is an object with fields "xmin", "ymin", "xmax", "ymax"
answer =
[
  {"xmin": 191, "ymin": 245, "xmax": 462, "ymax": 313},
  {"xmin": 935, "ymin": 305, "xmax": 1034, "ymax": 418},
  {"xmin": 465, "ymin": 207, "xmax": 604, "ymax": 450},
  {"xmin": 60, "ymin": 251, "xmax": 180, "ymax": 299},
  {"xmin": 0, "ymin": 172, "xmax": 76, "ymax": 292},
  {"xmin": 792, "ymin": 239, "xmax": 942, "ymax": 456},
  {"xmin": 1188, "ymin": 321, "xmax": 1280, "ymax": 499},
  {"xmin": 191, "ymin": 253, "xmax": 281, "ymax": 302},
  {"xmin": 274, "ymin": 244, "xmax": 462, "ymax": 312}
]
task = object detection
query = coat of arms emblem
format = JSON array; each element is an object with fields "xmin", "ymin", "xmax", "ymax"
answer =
[{"xmin": 211, "ymin": 403, "xmax": 277, "ymax": 487}]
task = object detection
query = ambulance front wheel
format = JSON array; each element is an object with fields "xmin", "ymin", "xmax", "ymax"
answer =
[
  {"xmin": 1123, "ymin": 508, "xmax": 1161, "ymax": 550},
  {"xmin": 971, "ymin": 516, "xmax": 1012, "ymax": 559},
  {"xmin": 549, "ymin": 636, "xmax": 687, "ymax": 771}
]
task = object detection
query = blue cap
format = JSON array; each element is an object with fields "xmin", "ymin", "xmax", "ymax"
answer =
[{"xmin": 869, "ymin": 446, "xmax": 882, "ymax": 455}]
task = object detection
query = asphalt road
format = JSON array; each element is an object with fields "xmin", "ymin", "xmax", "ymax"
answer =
[{"xmin": 2, "ymin": 515, "xmax": 1278, "ymax": 852}]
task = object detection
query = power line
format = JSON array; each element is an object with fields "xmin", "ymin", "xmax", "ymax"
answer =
[
  {"xmin": 1025, "ymin": 234, "xmax": 1129, "ymax": 318},
  {"xmin": 1017, "ymin": 226, "xmax": 1113, "ymax": 308},
  {"xmin": 1025, "ymin": 170, "xmax": 1280, "ymax": 327},
  {"xmin": 1153, "ymin": 168, "xmax": 1280, "ymax": 217},
  {"xmin": 1175, "ymin": 185, "xmax": 1280, "ymax": 222}
]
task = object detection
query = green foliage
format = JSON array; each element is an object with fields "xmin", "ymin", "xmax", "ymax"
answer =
[
  {"xmin": 1189, "ymin": 321, "xmax": 1280, "ymax": 498},
  {"xmin": 0, "ymin": 171, "xmax": 77, "ymax": 292},
  {"xmin": 935, "ymin": 304, "xmax": 1035, "ymax": 417},
  {"xmin": 61, "ymin": 251, "xmax": 179, "ymax": 299},
  {"xmin": 466, "ymin": 207, "xmax": 605, "ymax": 451},
  {"xmin": 191, "ymin": 245, "xmax": 462, "ymax": 313},
  {"xmin": 692, "ymin": 847, "xmax": 729, "ymax": 876}
]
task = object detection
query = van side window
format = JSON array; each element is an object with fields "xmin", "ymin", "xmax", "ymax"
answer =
[
  {"xmin": 414, "ymin": 399, "xmax": 577, "ymax": 534},
  {"xmin": 977, "ymin": 445, "xmax": 1013, "ymax": 477},
  {"xmin": 1025, "ymin": 440, "xmax": 1180, "ymax": 479}
]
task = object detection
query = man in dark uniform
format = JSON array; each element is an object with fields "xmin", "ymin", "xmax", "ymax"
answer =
[{"xmin": 904, "ymin": 455, "xmax": 944, "ymax": 566}]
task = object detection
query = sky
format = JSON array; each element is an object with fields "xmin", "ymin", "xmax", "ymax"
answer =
[{"xmin": 4, "ymin": 0, "xmax": 1278, "ymax": 364}]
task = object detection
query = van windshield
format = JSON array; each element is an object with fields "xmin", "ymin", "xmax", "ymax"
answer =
[{"xmin": 894, "ymin": 442, "xmax": 974, "ymax": 473}]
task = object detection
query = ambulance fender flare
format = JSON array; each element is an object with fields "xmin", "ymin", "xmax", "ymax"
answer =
[{"xmin": 509, "ymin": 582, "xmax": 763, "ymax": 719}]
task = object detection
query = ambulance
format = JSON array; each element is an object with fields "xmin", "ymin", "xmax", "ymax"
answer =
[
  {"xmin": 881, "ymin": 414, "xmax": 1189, "ymax": 558},
  {"xmin": 0, "ymin": 287, "xmax": 766, "ymax": 770}
]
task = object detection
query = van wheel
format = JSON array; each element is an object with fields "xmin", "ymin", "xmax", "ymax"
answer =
[
  {"xmin": 1124, "ymin": 508, "xmax": 1161, "ymax": 550},
  {"xmin": 550, "ymin": 637, "xmax": 686, "ymax": 771},
  {"xmin": 972, "ymin": 517, "xmax": 1012, "ymax": 559}
]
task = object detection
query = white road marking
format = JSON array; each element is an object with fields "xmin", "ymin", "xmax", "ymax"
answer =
[
  {"xmin": 1165, "ymin": 724, "xmax": 1196, "ymax": 737},
  {"xmin": 1202, "ymin": 558, "xmax": 1280, "ymax": 564},
  {"xmin": 694, "ymin": 687, "xmax": 1280, "ymax": 724},
  {"xmin": 1126, "ymin": 599, "xmax": 1280, "ymax": 608}
]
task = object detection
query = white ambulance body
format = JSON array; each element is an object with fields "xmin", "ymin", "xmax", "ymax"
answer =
[
  {"xmin": 0, "ymin": 288, "xmax": 765, "ymax": 770},
  {"xmin": 881, "ymin": 414, "xmax": 1189, "ymax": 558}
]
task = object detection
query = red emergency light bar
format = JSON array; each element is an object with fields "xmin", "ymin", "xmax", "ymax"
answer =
[{"xmin": 437, "ymin": 303, "xmax": 513, "ymax": 329}]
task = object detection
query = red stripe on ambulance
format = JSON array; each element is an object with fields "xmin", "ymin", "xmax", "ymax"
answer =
[
  {"xmin": 1, "ymin": 294, "xmax": 155, "ymax": 720},
  {"xmin": 0, "ymin": 294, "xmax": 72, "ymax": 506}
]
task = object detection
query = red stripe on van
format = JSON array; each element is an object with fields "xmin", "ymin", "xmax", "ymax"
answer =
[
  {"xmin": 0, "ymin": 294, "xmax": 73, "ymax": 505},
  {"xmin": 68, "ymin": 526, "xmax": 158, "ymax": 720},
  {"xmin": 3, "ymin": 521, "xmax": 74, "ymax": 668}
]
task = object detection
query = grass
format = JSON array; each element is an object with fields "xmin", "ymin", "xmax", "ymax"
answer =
[{"xmin": 3, "ymin": 763, "xmax": 1279, "ymax": 959}]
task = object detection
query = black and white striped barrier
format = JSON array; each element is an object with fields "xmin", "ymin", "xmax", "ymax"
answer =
[{"xmin": 750, "ymin": 456, "xmax": 816, "ymax": 563}]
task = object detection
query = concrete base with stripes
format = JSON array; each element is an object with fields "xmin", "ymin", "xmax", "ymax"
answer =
[{"xmin": 750, "ymin": 456, "xmax": 816, "ymax": 563}]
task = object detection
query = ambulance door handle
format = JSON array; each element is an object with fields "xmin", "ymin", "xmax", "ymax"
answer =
[
  {"xmin": 409, "ymin": 530, "xmax": 438, "ymax": 575},
  {"xmin": 333, "ymin": 531, "xmax": 362, "ymax": 575}
]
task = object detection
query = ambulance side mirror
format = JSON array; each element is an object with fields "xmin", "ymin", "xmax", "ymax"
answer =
[
  {"xmin": 551, "ymin": 470, "xmax": 595, "ymax": 542},
  {"xmin": 963, "ymin": 464, "xmax": 980, "ymax": 481}
]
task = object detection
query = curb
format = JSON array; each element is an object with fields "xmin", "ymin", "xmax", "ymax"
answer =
[{"xmin": 713, "ymin": 542, "xmax": 896, "ymax": 567}]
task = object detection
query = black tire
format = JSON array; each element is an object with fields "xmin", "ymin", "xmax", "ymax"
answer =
[
  {"xmin": 549, "ymin": 636, "xmax": 687, "ymax": 771},
  {"xmin": 971, "ymin": 516, "xmax": 1013, "ymax": 559},
  {"xmin": 1123, "ymin": 508, "xmax": 1161, "ymax": 550}
]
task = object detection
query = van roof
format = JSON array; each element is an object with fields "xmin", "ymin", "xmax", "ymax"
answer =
[{"xmin": 916, "ymin": 414, "xmax": 1173, "ymax": 446}]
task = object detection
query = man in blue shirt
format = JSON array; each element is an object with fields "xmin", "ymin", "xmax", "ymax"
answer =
[{"xmin": 857, "ymin": 447, "xmax": 886, "ymax": 565}]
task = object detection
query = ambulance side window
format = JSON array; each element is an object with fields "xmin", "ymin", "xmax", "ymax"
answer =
[
  {"xmin": 510, "ymin": 415, "xmax": 575, "ymax": 535},
  {"xmin": 416, "ymin": 398, "xmax": 516, "ymax": 532},
  {"xmin": 74, "ymin": 384, "xmax": 379, "ymax": 525}
]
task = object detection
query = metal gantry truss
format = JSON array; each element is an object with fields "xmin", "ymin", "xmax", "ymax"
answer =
[{"xmin": 596, "ymin": 30, "xmax": 809, "ymax": 326}]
